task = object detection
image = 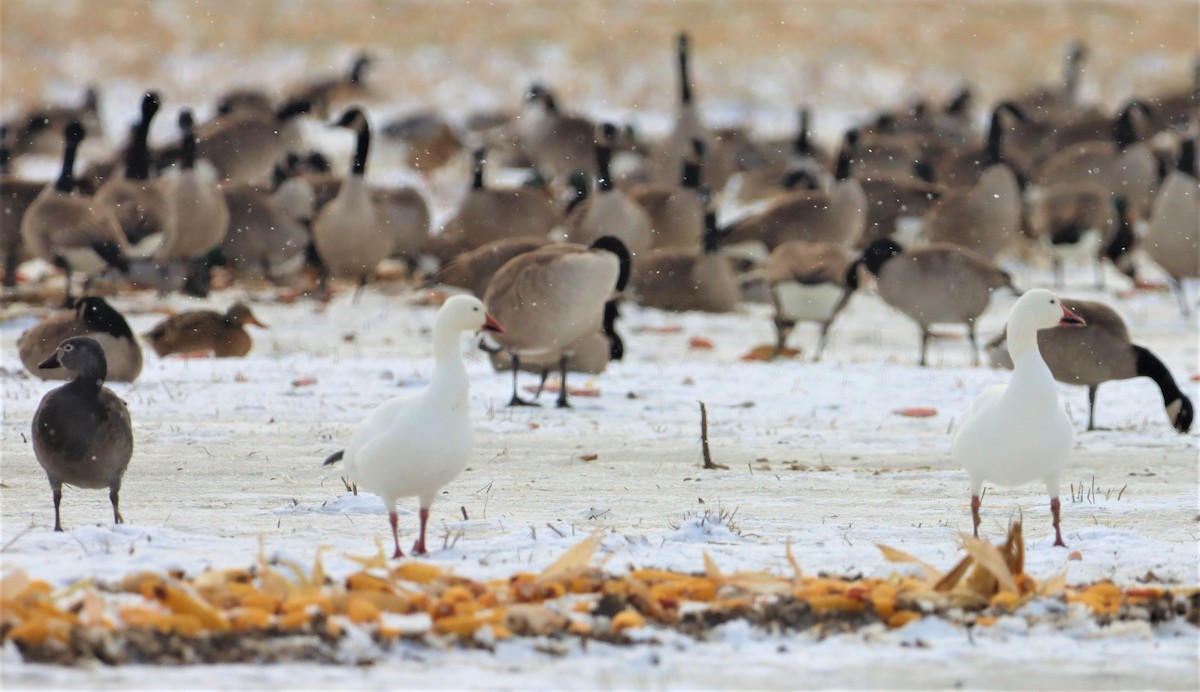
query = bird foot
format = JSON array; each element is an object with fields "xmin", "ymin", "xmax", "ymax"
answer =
[
  {"xmin": 392, "ymin": 547, "xmax": 405, "ymax": 559},
  {"xmin": 411, "ymin": 541, "xmax": 428, "ymax": 556},
  {"xmin": 508, "ymin": 396, "xmax": 541, "ymax": 408}
]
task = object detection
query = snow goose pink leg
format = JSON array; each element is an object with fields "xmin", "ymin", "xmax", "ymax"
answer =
[{"xmin": 953, "ymin": 289, "xmax": 1084, "ymax": 546}]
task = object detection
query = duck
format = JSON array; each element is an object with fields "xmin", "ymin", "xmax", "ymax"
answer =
[
  {"xmin": 766, "ymin": 240, "xmax": 859, "ymax": 360},
  {"xmin": 953, "ymin": 289, "xmax": 1087, "ymax": 546},
  {"xmin": 94, "ymin": 92, "xmax": 171, "ymax": 259},
  {"xmin": 143, "ymin": 303, "xmax": 269, "ymax": 358},
  {"xmin": 628, "ymin": 139, "xmax": 706, "ymax": 250},
  {"xmin": 923, "ymin": 163, "xmax": 1021, "ymax": 259},
  {"xmin": 20, "ymin": 122, "xmax": 130, "ymax": 307},
  {"xmin": 859, "ymin": 239, "xmax": 1017, "ymax": 366},
  {"xmin": 1143, "ymin": 134, "xmax": 1199, "ymax": 315},
  {"xmin": 518, "ymin": 84, "xmax": 597, "ymax": 180},
  {"xmin": 561, "ymin": 124, "xmax": 654, "ymax": 257},
  {"xmin": 156, "ymin": 109, "xmax": 230, "ymax": 290},
  {"xmin": 18, "ymin": 295, "xmax": 143, "ymax": 382},
  {"xmin": 311, "ymin": 108, "xmax": 392, "ymax": 298},
  {"xmin": 430, "ymin": 148, "xmax": 562, "ymax": 261},
  {"xmin": 985, "ymin": 298, "xmax": 1193, "ymax": 433},
  {"xmin": 430, "ymin": 235, "xmax": 551, "ymax": 298},
  {"xmin": 0, "ymin": 124, "xmax": 44, "ymax": 287},
  {"xmin": 628, "ymin": 194, "xmax": 739, "ymax": 313},
  {"xmin": 322, "ymin": 295, "xmax": 504, "ymax": 558},
  {"xmin": 31, "ymin": 336, "xmax": 134, "ymax": 532},
  {"xmin": 484, "ymin": 236, "xmax": 631, "ymax": 408}
]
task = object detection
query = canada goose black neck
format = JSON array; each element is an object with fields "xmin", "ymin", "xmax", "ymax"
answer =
[
  {"xmin": 945, "ymin": 87, "xmax": 972, "ymax": 115},
  {"xmin": 834, "ymin": 135, "xmax": 854, "ymax": 181},
  {"xmin": 595, "ymin": 125, "xmax": 616, "ymax": 192},
  {"xmin": 124, "ymin": 91, "xmax": 159, "ymax": 181},
  {"xmin": 1104, "ymin": 198, "xmax": 1135, "ymax": 270},
  {"xmin": 76, "ymin": 296, "xmax": 135, "ymax": 340},
  {"xmin": 54, "ymin": 122, "xmax": 85, "ymax": 193},
  {"xmin": 984, "ymin": 107, "xmax": 1006, "ymax": 166},
  {"xmin": 0, "ymin": 124, "xmax": 9, "ymax": 174},
  {"xmin": 1133, "ymin": 345, "xmax": 1192, "ymax": 432},
  {"xmin": 677, "ymin": 33, "xmax": 693, "ymax": 105},
  {"xmin": 1064, "ymin": 42, "xmax": 1087, "ymax": 99},
  {"xmin": 701, "ymin": 207, "xmax": 722, "ymax": 254},
  {"xmin": 602, "ymin": 299, "xmax": 624, "ymax": 361},
  {"xmin": 680, "ymin": 150, "xmax": 702, "ymax": 188},
  {"xmin": 349, "ymin": 54, "xmax": 371, "ymax": 84},
  {"xmin": 471, "ymin": 148, "xmax": 486, "ymax": 190},
  {"xmin": 860, "ymin": 238, "xmax": 903, "ymax": 277},
  {"xmin": 1179, "ymin": 137, "xmax": 1196, "ymax": 178},
  {"xmin": 179, "ymin": 109, "xmax": 196, "ymax": 170},
  {"xmin": 793, "ymin": 108, "xmax": 813, "ymax": 155},
  {"xmin": 342, "ymin": 111, "xmax": 370, "ymax": 177},
  {"xmin": 590, "ymin": 235, "xmax": 631, "ymax": 291},
  {"xmin": 1112, "ymin": 101, "xmax": 1148, "ymax": 150}
]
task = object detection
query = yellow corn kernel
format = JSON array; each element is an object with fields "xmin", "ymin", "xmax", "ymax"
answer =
[
  {"xmin": 610, "ymin": 609, "xmax": 646, "ymax": 633},
  {"xmin": 887, "ymin": 611, "xmax": 922, "ymax": 629},
  {"xmin": 347, "ymin": 597, "xmax": 381, "ymax": 624}
]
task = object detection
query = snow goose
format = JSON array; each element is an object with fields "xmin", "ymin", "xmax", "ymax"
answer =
[
  {"xmin": 484, "ymin": 236, "xmax": 631, "ymax": 408},
  {"xmin": 987, "ymin": 298, "xmax": 1194, "ymax": 433},
  {"xmin": 323, "ymin": 295, "xmax": 504, "ymax": 558},
  {"xmin": 766, "ymin": 240, "xmax": 859, "ymax": 360},
  {"xmin": 953, "ymin": 289, "xmax": 1086, "ymax": 546},
  {"xmin": 19, "ymin": 296, "xmax": 142, "ymax": 382},
  {"xmin": 144, "ymin": 303, "xmax": 268, "ymax": 358},
  {"xmin": 860, "ymin": 239, "xmax": 1017, "ymax": 366},
  {"xmin": 32, "ymin": 336, "xmax": 134, "ymax": 532}
]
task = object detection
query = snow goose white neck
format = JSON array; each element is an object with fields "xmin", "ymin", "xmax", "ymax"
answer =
[
  {"xmin": 323, "ymin": 295, "xmax": 503, "ymax": 558},
  {"xmin": 952, "ymin": 289, "xmax": 1085, "ymax": 547}
]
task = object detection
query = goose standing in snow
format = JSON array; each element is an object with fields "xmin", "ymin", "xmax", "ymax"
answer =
[
  {"xmin": 1143, "ymin": 134, "xmax": 1198, "ymax": 315},
  {"xmin": 986, "ymin": 299, "xmax": 1194, "ymax": 433},
  {"xmin": 322, "ymin": 295, "xmax": 504, "ymax": 558},
  {"xmin": 766, "ymin": 240, "xmax": 859, "ymax": 360},
  {"xmin": 953, "ymin": 289, "xmax": 1086, "ymax": 547},
  {"xmin": 32, "ymin": 336, "xmax": 134, "ymax": 532}
]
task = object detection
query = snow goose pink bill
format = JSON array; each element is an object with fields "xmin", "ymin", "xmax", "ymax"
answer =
[
  {"xmin": 323, "ymin": 295, "xmax": 504, "ymax": 558},
  {"xmin": 952, "ymin": 289, "xmax": 1086, "ymax": 547}
]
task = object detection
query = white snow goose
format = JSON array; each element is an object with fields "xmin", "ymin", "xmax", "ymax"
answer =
[
  {"xmin": 952, "ymin": 288, "xmax": 1086, "ymax": 547},
  {"xmin": 323, "ymin": 295, "xmax": 504, "ymax": 558}
]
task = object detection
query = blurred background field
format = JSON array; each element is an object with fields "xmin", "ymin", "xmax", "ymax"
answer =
[{"xmin": 2, "ymin": 0, "xmax": 1197, "ymax": 141}]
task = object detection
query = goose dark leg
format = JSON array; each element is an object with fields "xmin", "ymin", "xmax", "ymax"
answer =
[
  {"xmin": 412, "ymin": 508, "xmax": 430, "ymax": 555},
  {"xmin": 50, "ymin": 478, "xmax": 64, "ymax": 532},
  {"xmin": 1050, "ymin": 497, "xmax": 1065, "ymax": 547},
  {"xmin": 555, "ymin": 354, "xmax": 571, "ymax": 409},
  {"xmin": 388, "ymin": 511, "xmax": 404, "ymax": 559},
  {"xmin": 3, "ymin": 250, "xmax": 18, "ymax": 288},
  {"xmin": 352, "ymin": 275, "xmax": 367, "ymax": 304},
  {"xmin": 507, "ymin": 354, "xmax": 539, "ymax": 407},
  {"xmin": 773, "ymin": 318, "xmax": 791, "ymax": 358},
  {"xmin": 1086, "ymin": 385, "xmax": 1098, "ymax": 431},
  {"xmin": 110, "ymin": 481, "xmax": 124, "ymax": 524},
  {"xmin": 919, "ymin": 328, "xmax": 930, "ymax": 367},
  {"xmin": 533, "ymin": 369, "xmax": 551, "ymax": 400},
  {"xmin": 967, "ymin": 321, "xmax": 979, "ymax": 367},
  {"xmin": 814, "ymin": 323, "xmax": 830, "ymax": 362}
]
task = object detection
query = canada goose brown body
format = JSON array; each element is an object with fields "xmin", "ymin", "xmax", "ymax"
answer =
[
  {"xmin": 562, "ymin": 125, "xmax": 654, "ymax": 256},
  {"xmin": 6, "ymin": 87, "xmax": 101, "ymax": 159},
  {"xmin": 383, "ymin": 112, "xmax": 464, "ymax": 175},
  {"xmin": 1028, "ymin": 181, "xmax": 1118, "ymax": 286},
  {"xmin": 630, "ymin": 204, "xmax": 737, "ymax": 313},
  {"xmin": 1012, "ymin": 42, "xmax": 1089, "ymax": 119},
  {"xmin": 649, "ymin": 33, "xmax": 711, "ymax": 187},
  {"xmin": 157, "ymin": 110, "xmax": 229, "ymax": 263},
  {"xmin": 94, "ymin": 93, "xmax": 169, "ymax": 258},
  {"xmin": 0, "ymin": 133, "xmax": 42, "ymax": 286},
  {"xmin": 628, "ymin": 142, "xmax": 705, "ymax": 249},
  {"xmin": 432, "ymin": 235, "xmax": 551, "ymax": 298},
  {"xmin": 1143, "ymin": 138, "xmax": 1199, "ymax": 313},
  {"xmin": 483, "ymin": 237, "xmax": 630, "ymax": 407},
  {"xmin": 723, "ymin": 178, "xmax": 867, "ymax": 251},
  {"xmin": 857, "ymin": 176, "xmax": 943, "ymax": 247},
  {"xmin": 219, "ymin": 183, "xmax": 312, "ymax": 281},
  {"xmin": 766, "ymin": 240, "xmax": 857, "ymax": 359},
  {"xmin": 32, "ymin": 336, "xmax": 134, "ymax": 532},
  {"xmin": 1036, "ymin": 141, "xmax": 1159, "ymax": 221},
  {"xmin": 179, "ymin": 99, "xmax": 311, "ymax": 183},
  {"xmin": 862, "ymin": 239, "xmax": 1014, "ymax": 365},
  {"xmin": 18, "ymin": 296, "xmax": 142, "ymax": 382},
  {"xmin": 144, "ymin": 303, "xmax": 268, "ymax": 358},
  {"xmin": 287, "ymin": 54, "xmax": 374, "ymax": 118},
  {"xmin": 519, "ymin": 85, "xmax": 597, "ymax": 179},
  {"xmin": 986, "ymin": 299, "xmax": 1193, "ymax": 433},
  {"xmin": 923, "ymin": 164, "xmax": 1021, "ymax": 259}
]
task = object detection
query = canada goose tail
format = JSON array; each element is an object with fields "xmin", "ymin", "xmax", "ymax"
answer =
[
  {"xmin": 323, "ymin": 450, "xmax": 345, "ymax": 466},
  {"xmin": 589, "ymin": 236, "xmax": 631, "ymax": 292}
]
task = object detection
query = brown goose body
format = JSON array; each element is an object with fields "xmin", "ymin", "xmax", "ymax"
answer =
[
  {"xmin": 630, "ymin": 249, "xmax": 738, "ymax": 313},
  {"xmin": 6, "ymin": 87, "xmax": 101, "ymax": 159},
  {"xmin": 1036, "ymin": 141, "xmax": 1159, "ymax": 220},
  {"xmin": 144, "ymin": 303, "xmax": 267, "ymax": 358},
  {"xmin": 1, "ymin": 176, "xmax": 42, "ymax": 285},
  {"xmin": 924, "ymin": 164, "xmax": 1021, "ymax": 259},
  {"xmin": 1143, "ymin": 142, "xmax": 1199, "ymax": 313},
  {"xmin": 18, "ymin": 297, "xmax": 142, "ymax": 382},
  {"xmin": 219, "ymin": 184, "xmax": 311, "ymax": 280},
  {"xmin": 857, "ymin": 176, "xmax": 943, "ymax": 247},
  {"xmin": 723, "ymin": 179, "xmax": 867, "ymax": 251},
  {"xmin": 518, "ymin": 86, "xmax": 597, "ymax": 179},
  {"xmin": 766, "ymin": 240, "xmax": 856, "ymax": 359},
  {"xmin": 93, "ymin": 178, "xmax": 171, "ymax": 256},
  {"xmin": 433, "ymin": 235, "xmax": 551, "ymax": 298}
]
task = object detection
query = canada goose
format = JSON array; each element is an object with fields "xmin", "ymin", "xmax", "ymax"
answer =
[
  {"xmin": 0, "ymin": 125, "xmax": 43, "ymax": 287},
  {"xmin": 1013, "ymin": 41, "xmax": 1089, "ymax": 119},
  {"xmin": 721, "ymin": 174, "xmax": 867, "ymax": 254},
  {"xmin": 923, "ymin": 164, "xmax": 1021, "ymax": 259},
  {"xmin": 311, "ymin": 108, "xmax": 392, "ymax": 297},
  {"xmin": 214, "ymin": 88, "xmax": 276, "ymax": 117},
  {"xmin": 728, "ymin": 108, "xmax": 831, "ymax": 207},
  {"xmin": 859, "ymin": 239, "xmax": 1017, "ymax": 366},
  {"xmin": 144, "ymin": 303, "xmax": 269, "ymax": 358},
  {"xmin": 431, "ymin": 235, "xmax": 551, "ymax": 298},
  {"xmin": 561, "ymin": 124, "xmax": 654, "ymax": 257},
  {"xmin": 381, "ymin": 111, "xmax": 464, "ymax": 176},
  {"xmin": 287, "ymin": 53, "xmax": 374, "ymax": 118},
  {"xmin": 934, "ymin": 102, "xmax": 1038, "ymax": 189},
  {"xmin": 1028, "ymin": 182, "xmax": 1122, "ymax": 287},
  {"xmin": 94, "ymin": 92, "xmax": 170, "ymax": 259},
  {"xmin": 219, "ymin": 182, "xmax": 312, "ymax": 282},
  {"xmin": 1034, "ymin": 102, "xmax": 1159, "ymax": 221},
  {"xmin": 828, "ymin": 136, "xmax": 945, "ymax": 247},
  {"xmin": 629, "ymin": 197, "xmax": 738, "ymax": 313},
  {"xmin": 156, "ymin": 109, "xmax": 230, "ymax": 290},
  {"xmin": 20, "ymin": 122, "xmax": 130, "ymax": 306},
  {"xmin": 628, "ymin": 139, "xmax": 705, "ymax": 249},
  {"xmin": 18, "ymin": 296, "xmax": 142, "ymax": 382},
  {"xmin": 483, "ymin": 236, "xmax": 631, "ymax": 408},
  {"xmin": 6, "ymin": 86, "xmax": 101, "ymax": 159},
  {"xmin": 31, "ymin": 336, "xmax": 134, "ymax": 532},
  {"xmin": 1143, "ymin": 58, "xmax": 1199, "ymax": 129},
  {"xmin": 431, "ymin": 148, "xmax": 562, "ymax": 261},
  {"xmin": 766, "ymin": 240, "xmax": 858, "ymax": 360},
  {"xmin": 1143, "ymin": 135, "xmax": 1199, "ymax": 314},
  {"xmin": 162, "ymin": 98, "xmax": 312, "ymax": 183},
  {"xmin": 518, "ymin": 84, "xmax": 597, "ymax": 179},
  {"xmin": 986, "ymin": 298, "xmax": 1193, "ymax": 433},
  {"xmin": 648, "ymin": 33, "xmax": 710, "ymax": 187},
  {"xmin": 303, "ymin": 167, "xmax": 430, "ymax": 270}
]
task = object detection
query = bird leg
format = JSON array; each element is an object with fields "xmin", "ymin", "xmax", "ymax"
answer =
[
  {"xmin": 919, "ymin": 328, "xmax": 930, "ymax": 367},
  {"xmin": 412, "ymin": 508, "xmax": 430, "ymax": 555},
  {"xmin": 1087, "ymin": 386, "xmax": 1098, "ymax": 431},
  {"xmin": 773, "ymin": 319, "xmax": 792, "ymax": 358},
  {"xmin": 970, "ymin": 494, "xmax": 981, "ymax": 538},
  {"xmin": 967, "ymin": 321, "xmax": 979, "ymax": 367},
  {"xmin": 389, "ymin": 511, "xmax": 404, "ymax": 559},
  {"xmin": 507, "ymin": 354, "xmax": 540, "ymax": 407},
  {"xmin": 51, "ymin": 479, "xmax": 64, "ymax": 532},
  {"xmin": 110, "ymin": 483, "xmax": 124, "ymax": 524},
  {"xmin": 352, "ymin": 275, "xmax": 368, "ymax": 304},
  {"xmin": 1050, "ymin": 497, "xmax": 1066, "ymax": 547},
  {"xmin": 533, "ymin": 369, "xmax": 551, "ymax": 400},
  {"xmin": 555, "ymin": 354, "xmax": 571, "ymax": 409},
  {"xmin": 814, "ymin": 323, "xmax": 830, "ymax": 362}
]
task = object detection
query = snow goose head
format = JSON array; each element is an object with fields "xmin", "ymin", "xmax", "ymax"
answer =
[{"xmin": 1005, "ymin": 288, "xmax": 1085, "ymax": 360}]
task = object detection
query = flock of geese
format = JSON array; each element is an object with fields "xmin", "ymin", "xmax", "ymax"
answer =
[{"xmin": 6, "ymin": 35, "xmax": 1197, "ymax": 555}]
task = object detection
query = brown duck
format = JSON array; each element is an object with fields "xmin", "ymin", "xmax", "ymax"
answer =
[{"xmin": 144, "ymin": 303, "xmax": 268, "ymax": 358}]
